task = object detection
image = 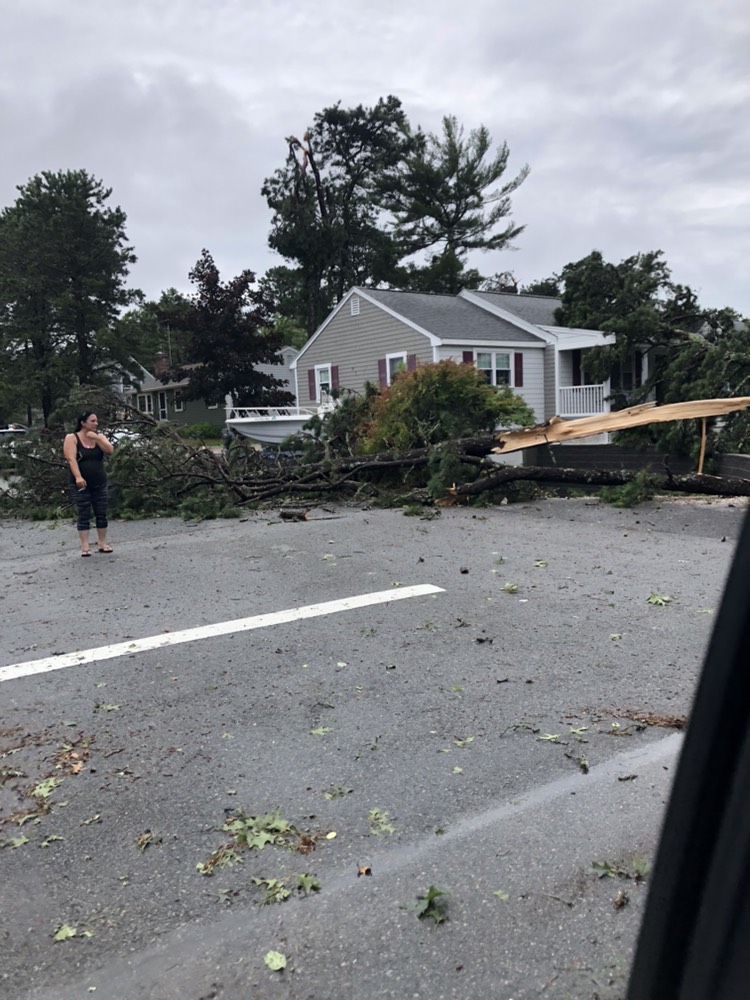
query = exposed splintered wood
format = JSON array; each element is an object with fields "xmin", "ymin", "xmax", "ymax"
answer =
[{"xmin": 493, "ymin": 397, "xmax": 750, "ymax": 455}]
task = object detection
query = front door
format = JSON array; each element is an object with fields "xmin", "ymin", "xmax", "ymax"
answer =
[{"xmin": 158, "ymin": 391, "xmax": 168, "ymax": 421}]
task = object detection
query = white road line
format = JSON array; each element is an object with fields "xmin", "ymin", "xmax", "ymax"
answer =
[{"xmin": 0, "ymin": 584, "xmax": 444, "ymax": 684}]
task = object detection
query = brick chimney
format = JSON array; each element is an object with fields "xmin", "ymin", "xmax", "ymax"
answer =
[{"xmin": 154, "ymin": 352, "xmax": 170, "ymax": 376}]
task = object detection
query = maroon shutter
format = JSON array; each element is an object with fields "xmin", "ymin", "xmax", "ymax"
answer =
[
  {"xmin": 378, "ymin": 358, "xmax": 387, "ymax": 387},
  {"xmin": 331, "ymin": 365, "xmax": 339, "ymax": 389},
  {"xmin": 308, "ymin": 369, "xmax": 316, "ymax": 401},
  {"xmin": 462, "ymin": 351, "xmax": 474, "ymax": 364},
  {"xmin": 407, "ymin": 354, "xmax": 417, "ymax": 372},
  {"xmin": 514, "ymin": 352, "xmax": 524, "ymax": 388}
]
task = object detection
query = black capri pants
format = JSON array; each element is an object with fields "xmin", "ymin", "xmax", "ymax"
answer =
[{"xmin": 71, "ymin": 482, "xmax": 109, "ymax": 532}]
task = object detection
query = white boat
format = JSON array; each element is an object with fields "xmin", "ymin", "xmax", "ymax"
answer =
[{"xmin": 225, "ymin": 400, "xmax": 334, "ymax": 445}]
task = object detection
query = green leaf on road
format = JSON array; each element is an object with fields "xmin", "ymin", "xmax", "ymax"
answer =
[
  {"xmin": 40, "ymin": 835, "xmax": 64, "ymax": 847},
  {"xmin": 264, "ymin": 950, "xmax": 287, "ymax": 971},
  {"xmin": 323, "ymin": 785, "xmax": 353, "ymax": 800},
  {"xmin": 297, "ymin": 873, "xmax": 321, "ymax": 895},
  {"xmin": 404, "ymin": 884, "xmax": 449, "ymax": 924},
  {"xmin": 53, "ymin": 924, "xmax": 85, "ymax": 941},
  {"xmin": 32, "ymin": 777, "xmax": 62, "ymax": 799},
  {"xmin": 136, "ymin": 831, "xmax": 162, "ymax": 853},
  {"xmin": 647, "ymin": 593, "xmax": 672, "ymax": 606},
  {"xmin": 2, "ymin": 835, "xmax": 30, "ymax": 849},
  {"xmin": 368, "ymin": 808, "xmax": 395, "ymax": 836}
]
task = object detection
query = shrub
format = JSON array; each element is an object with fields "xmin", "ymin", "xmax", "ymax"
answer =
[
  {"xmin": 360, "ymin": 361, "xmax": 534, "ymax": 454},
  {"xmin": 181, "ymin": 422, "xmax": 222, "ymax": 440}
]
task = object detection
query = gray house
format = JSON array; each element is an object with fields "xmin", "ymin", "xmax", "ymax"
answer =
[
  {"xmin": 128, "ymin": 347, "xmax": 298, "ymax": 429},
  {"xmin": 290, "ymin": 288, "xmax": 641, "ymax": 427}
]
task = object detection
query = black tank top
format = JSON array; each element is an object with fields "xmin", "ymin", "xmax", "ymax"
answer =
[{"xmin": 70, "ymin": 435, "xmax": 107, "ymax": 487}]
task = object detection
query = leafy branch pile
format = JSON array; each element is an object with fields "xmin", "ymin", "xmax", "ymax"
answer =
[{"xmin": 4, "ymin": 372, "xmax": 750, "ymax": 521}]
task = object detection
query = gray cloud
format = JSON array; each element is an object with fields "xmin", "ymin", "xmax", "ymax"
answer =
[{"xmin": 2, "ymin": 0, "xmax": 748, "ymax": 313}]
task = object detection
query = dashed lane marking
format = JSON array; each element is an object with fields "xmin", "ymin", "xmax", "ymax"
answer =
[{"xmin": 0, "ymin": 584, "xmax": 444, "ymax": 684}]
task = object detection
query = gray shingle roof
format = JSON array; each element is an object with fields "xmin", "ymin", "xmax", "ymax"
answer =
[
  {"xmin": 468, "ymin": 291, "xmax": 561, "ymax": 326},
  {"xmin": 362, "ymin": 288, "xmax": 545, "ymax": 343},
  {"xmin": 136, "ymin": 347, "xmax": 298, "ymax": 391}
]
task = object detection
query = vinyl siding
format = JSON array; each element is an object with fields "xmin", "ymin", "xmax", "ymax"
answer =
[
  {"xmin": 558, "ymin": 351, "xmax": 574, "ymax": 387},
  {"xmin": 544, "ymin": 346, "xmax": 557, "ymax": 419},
  {"xmin": 176, "ymin": 398, "xmax": 225, "ymax": 428},
  {"xmin": 297, "ymin": 295, "xmax": 433, "ymax": 400}
]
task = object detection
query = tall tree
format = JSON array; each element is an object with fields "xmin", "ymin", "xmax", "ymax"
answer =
[
  {"xmin": 391, "ymin": 250, "xmax": 485, "ymax": 295},
  {"xmin": 519, "ymin": 276, "xmax": 561, "ymax": 297},
  {"xmin": 257, "ymin": 267, "xmax": 308, "ymax": 349},
  {"xmin": 0, "ymin": 170, "xmax": 140, "ymax": 424},
  {"xmin": 555, "ymin": 250, "xmax": 705, "ymax": 402},
  {"xmin": 381, "ymin": 115, "xmax": 529, "ymax": 294},
  {"xmin": 156, "ymin": 250, "xmax": 294, "ymax": 407},
  {"xmin": 262, "ymin": 96, "xmax": 417, "ymax": 335},
  {"xmin": 553, "ymin": 249, "xmax": 749, "ymax": 458}
]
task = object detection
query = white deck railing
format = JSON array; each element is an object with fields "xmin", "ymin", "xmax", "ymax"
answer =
[
  {"xmin": 225, "ymin": 405, "xmax": 318, "ymax": 420},
  {"xmin": 558, "ymin": 384, "xmax": 606, "ymax": 417}
]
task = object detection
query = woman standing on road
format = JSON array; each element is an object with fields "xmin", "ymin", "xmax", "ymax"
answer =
[{"xmin": 63, "ymin": 411, "xmax": 115, "ymax": 557}]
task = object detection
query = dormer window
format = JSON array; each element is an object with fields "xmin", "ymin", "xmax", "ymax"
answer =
[{"xmin": 350, "ymin": 296, "xmax": 360, "ymax": 316}]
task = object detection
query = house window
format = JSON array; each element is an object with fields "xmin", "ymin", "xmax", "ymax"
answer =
[
  {"xmin": 610, "ymin": 358, "xmax": 635, "ymax": 392},
  {"xmin": 315, "ymin": 364, "xmax": 332, "ymax": 401},
  {"xmin": 476, "ymin": 352, "xmax": 511, "ymax": 386},
  {"xmin": 137, "ymin": 394, "xmax": 153, "ymax": 414},
  {"xmin": 174, "ymin": 391, "xmax": 184, "ymax": 413},
  {"xmin": 386, "ymin": 353, "xmax": 407, "ymax": 384},
  {"xmin": 350, "ymin": 296, "xmax": 360, "ymax": 316}
]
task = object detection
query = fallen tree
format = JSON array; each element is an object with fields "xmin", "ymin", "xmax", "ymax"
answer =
[
  {"xmin": 4, "ymin": 387, "xmax": 750, "ymax": 519},
  {"xmin": 446, "ymin": 464, "xmax": 750, "ymax": 500}
]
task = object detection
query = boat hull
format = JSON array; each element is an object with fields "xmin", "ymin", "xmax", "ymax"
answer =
[
  {"xmin": 225, "ymin": 418, "xmax": 309, "ymax": 445},
  {"xmin": 225, "ymin": 406, "xmax": 318, "ymax": 445}
]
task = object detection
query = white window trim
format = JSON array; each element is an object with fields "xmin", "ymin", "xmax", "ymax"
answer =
[
  {"xmin": 474, "ymin": 350, "xmax": 513, "ymax": 387},
  {"xmin": 315, "ymin": 364, "xmax": 332, "ymax": 402},
  {"xmin": 173, "ymin": 391, "xmax": 184, "ymax": 413},
  {"xmin": 137, "ymin": 393, "xmax": 153, "ymax": 414},
  {"xmin": 386, "ymin": 352, "xmax": 407, "ymax": 385}
]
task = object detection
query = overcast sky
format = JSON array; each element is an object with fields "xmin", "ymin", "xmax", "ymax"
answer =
[{"xmin": 2, "ymin": 0, "xmax": 748, "ymax": 315}]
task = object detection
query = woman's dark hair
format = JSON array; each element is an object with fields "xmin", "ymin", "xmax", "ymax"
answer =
[{"xmin": 75, "ymin": 411, "xmax": 96, "ymax": 431}]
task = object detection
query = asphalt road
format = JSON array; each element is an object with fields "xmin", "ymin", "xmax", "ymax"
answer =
[{"xmin": 1, "ymin": 496, "xmax": 745, "ymax": 1000}]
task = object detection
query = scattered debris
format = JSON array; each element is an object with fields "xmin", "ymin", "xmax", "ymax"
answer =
[{"xmin": 403, "ymin": 884, "xmax": 449, "ymax": 924}]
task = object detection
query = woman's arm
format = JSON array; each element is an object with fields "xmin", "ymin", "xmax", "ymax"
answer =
[
  {"xmin": 63, "ymin": 433, "xmax": 86, "ymax": 487},
  {"xmin": 94, "ymin": 433, "xmax": 114, "ymax": 456}
]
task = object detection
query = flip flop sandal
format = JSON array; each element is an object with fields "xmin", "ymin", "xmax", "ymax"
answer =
[
  {"xmin": 81, "ymin": 550, "xmax": 92, "ymax": 557},
  {"xmin": 97, "ymin": 546, "xmax": 114, "ymax": 553}
]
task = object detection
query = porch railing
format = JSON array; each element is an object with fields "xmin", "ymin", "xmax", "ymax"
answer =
[{"xmin": 558, "ymin": 384, "xmax": 606, "ymax": 417}]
